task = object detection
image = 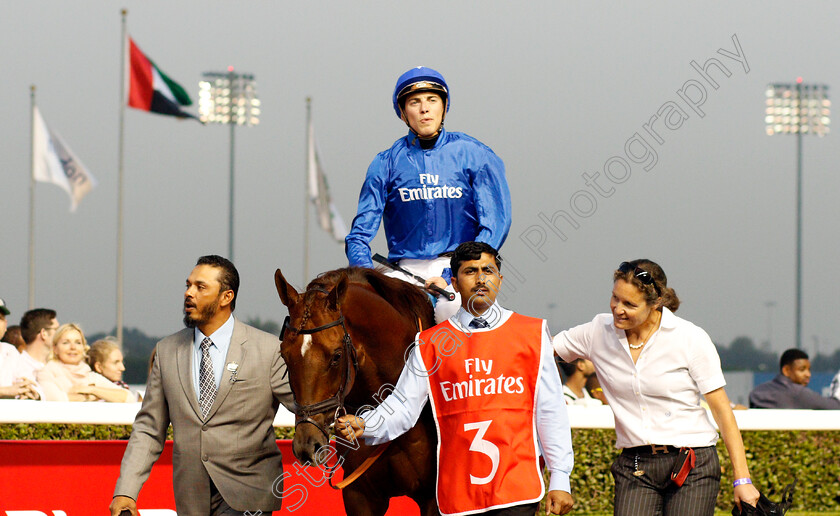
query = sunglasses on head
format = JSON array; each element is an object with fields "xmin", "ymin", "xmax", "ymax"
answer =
[{"xmin": 618, "ymin": 262, "xmax": 660, "ymax": 295}]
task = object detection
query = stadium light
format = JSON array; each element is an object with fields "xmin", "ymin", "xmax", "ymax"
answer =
[
  {"xmin": 198, "ymin": 68, "xmax": 260, "ymax": 261},
  {"xmin": 765, "ymin": 79, "xmax": 830, "ymax": 350}
]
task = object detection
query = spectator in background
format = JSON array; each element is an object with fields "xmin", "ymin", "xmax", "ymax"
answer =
[
  {"xmin": 2, "ymin": 326, "xmax": 26, "ymax": 352},
  {"xmin": 37, "ymin": 323, "xmax": 132, "ymax": 402},
  {"xmin": 830, "ymin": 368, "xmax": 840, "ymax": 401},
  {"xmin": 0, "ymin": 298, "xmax": 8, "ymax": 339},
  {"xmin": 15, "ymin": 308, "xmax": 59, "ymax": 393},
  {"xmin": 749, "ymin": 349, "xmax": 840, "ymax": 409},
  {"xmin": 88, "ymin": 338, "xmax": 142, "ymax": 401},
  {"xmin": 586, "ymin": 374, "xmax": 609, "ymax": 405},
  {"xmin": 0, "ymin": 300, "xmax": 14, "ymax": 364},
  {"xmin": 0, "ymin": 299, "xmax": 39, "ymax": 400},
  {"xmin": 558, "ymin": 357, "xmax": 603, "ymax": 406}
]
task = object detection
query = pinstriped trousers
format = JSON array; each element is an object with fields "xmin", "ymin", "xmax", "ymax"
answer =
[{"xmin": 611, "ymin": 446, "xmax": 721, "ymax": 516}]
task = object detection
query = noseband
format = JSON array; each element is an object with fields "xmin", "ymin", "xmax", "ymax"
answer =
[{"xmin": 281, "ymin": 287, "xmax": 359, "ymax": 441}]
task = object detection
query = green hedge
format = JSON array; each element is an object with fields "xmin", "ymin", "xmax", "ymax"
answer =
[
  {"xmin": 3, "ymin": 426, "xmax": 837, "ymax": 512},
  {"xmin": 0, "ymin": 424, "xmax": 295, "ymax": 440},
  {"xmin": 561, "ymin": 429, "xmax": 840, "ymax": 513}
]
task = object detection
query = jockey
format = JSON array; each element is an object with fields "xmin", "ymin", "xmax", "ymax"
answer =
[{"xmin": 345, "ymin": 66, "xmax": 512, "ymax": 323}]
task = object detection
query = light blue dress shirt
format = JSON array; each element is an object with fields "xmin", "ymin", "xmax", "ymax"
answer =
[{"xmin": 192, "ymin": 314, "xmax": 235, "ymax": 397}]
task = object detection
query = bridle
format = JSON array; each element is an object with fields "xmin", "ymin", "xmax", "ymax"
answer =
[{"xmin": 280, "ymin": 287, "xmax": 359, "ymax": 442}]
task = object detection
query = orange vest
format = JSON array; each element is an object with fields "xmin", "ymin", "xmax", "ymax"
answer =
[{"xmin": 417, "ymin": 313, "xmax": 545, "ymax": 515}]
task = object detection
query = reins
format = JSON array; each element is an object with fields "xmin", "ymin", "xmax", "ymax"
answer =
[{"xmin": 332, "ymin": 317, "xmax": 425, "ymax": 489}]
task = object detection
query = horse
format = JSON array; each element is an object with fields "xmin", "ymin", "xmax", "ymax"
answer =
[{"xmin": 274, "ymin": 266, "xmax": 439, "ymax": 516}]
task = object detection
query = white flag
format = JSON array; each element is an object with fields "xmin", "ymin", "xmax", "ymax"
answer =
[
  {"xmin": 32, "ymin": 106, "xmax": 97, "ymax": 212},
  {"xmin": 307, "ymin": 117, "xmax": 347, "ymax": 243}
]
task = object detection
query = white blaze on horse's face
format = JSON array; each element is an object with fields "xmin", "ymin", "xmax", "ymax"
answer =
[{"xmin": 300, "ymin": 334, "xmax": 313, "ymax": 357}]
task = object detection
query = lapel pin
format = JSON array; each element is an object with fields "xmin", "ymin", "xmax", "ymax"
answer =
[{"xmin": 227, "ymin": 362, "xmax": 240, "ymax": 383}]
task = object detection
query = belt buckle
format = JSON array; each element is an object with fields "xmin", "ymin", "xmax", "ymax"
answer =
[{"xmin": 650, "ymin": 444, "xmax": 669, "ymax": 455}]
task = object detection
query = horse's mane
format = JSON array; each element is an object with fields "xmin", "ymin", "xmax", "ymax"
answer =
[{"xmin": 306, "ymin": 267, "xmax": 435, "ymax": 329}]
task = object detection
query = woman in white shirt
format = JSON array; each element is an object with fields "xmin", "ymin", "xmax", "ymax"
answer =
[{"xmin": 553, "ymin": 260, "xmax": 759, "ymax": 515}]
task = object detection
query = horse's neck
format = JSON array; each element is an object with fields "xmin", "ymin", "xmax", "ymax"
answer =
[
  {"xmin": 344, "ymin": 286, "xmax": 421, "ymax": 403},
  {"xmin": 356, "ymin": 320, "xmax": 415, "ymax": 384}
]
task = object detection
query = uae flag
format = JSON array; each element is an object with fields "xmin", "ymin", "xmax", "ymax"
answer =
[{"xmin": 127, "ymin": 37, "xmax": 197, "ymax": 120}]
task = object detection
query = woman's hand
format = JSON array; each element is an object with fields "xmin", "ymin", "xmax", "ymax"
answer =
[
  {"xmin": 69, "ymin": 383, "xmax": 99, "ymax": 401},
  {"xmin": 70, "ymin": 384, "xmax": 94, "ymax": 395},
  {"xmin": 734, "ymin": 483, "xmax": 761, "ymax": 512}
]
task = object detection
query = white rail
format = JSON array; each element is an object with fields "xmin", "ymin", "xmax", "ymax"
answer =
[
  {"xmin": 0, "ymin": 401, "xmax": 838, "ymax": 430},
  {"xmin": 0, "ymin": 400, "xmax": 296, "ymax": 427}
]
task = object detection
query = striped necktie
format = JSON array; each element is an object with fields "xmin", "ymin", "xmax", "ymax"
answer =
[
  {"xmin": 199, "ymin": 337, "xmax": 217, "ymax": 419},
  {"xmin": 469, "ymin": 317, "xmax": 489, "ymax": 329}
]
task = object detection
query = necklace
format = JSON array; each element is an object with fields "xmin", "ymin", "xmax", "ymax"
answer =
[{"xmin": 628, "ymin": 311, "xmax": 661, "ymax": 350}]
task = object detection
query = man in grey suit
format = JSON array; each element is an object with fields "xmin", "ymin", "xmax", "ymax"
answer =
[{"xmin": 110, "ymin": 255, "xmax": 294, "ymax": 516}]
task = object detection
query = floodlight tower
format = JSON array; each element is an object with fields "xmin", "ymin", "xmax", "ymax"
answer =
[
  {"xmin": 765, "ymin": 78, "xmax": 830, "ymax": 349},
  {"xmin": 198, "ymin": 68, "xmax": 260, "ymax": 262}
]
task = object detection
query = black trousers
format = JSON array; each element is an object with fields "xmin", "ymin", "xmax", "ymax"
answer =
[
  {"xmin": 482, "ymin": 501, "xmax": 541, "ymax": 515},
  {"xmin": 611, "ymin": 446, "xmax": 721, "ymax": 516}
]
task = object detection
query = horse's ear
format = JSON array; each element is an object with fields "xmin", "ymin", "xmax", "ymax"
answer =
[
  {"xmin": 327, "ymin": 272, "xmax": 349, "ymax": 311},
  {"xmin": 274, "ymin": 268, "xmax": 300, "ymax": 308}
]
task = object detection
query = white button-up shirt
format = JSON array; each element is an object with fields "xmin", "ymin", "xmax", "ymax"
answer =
[
  {"xmin": 553, "ymin": 307, "xmax": 725, "ymax": 449},
  {"xmin": 360, "ymin": 304, "xmax": 574, "ymax": 493}
]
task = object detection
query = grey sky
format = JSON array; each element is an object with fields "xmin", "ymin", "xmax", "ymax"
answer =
[{"xmin": 2, "ymin": 2, "xmax": 839, "ymax": 360}]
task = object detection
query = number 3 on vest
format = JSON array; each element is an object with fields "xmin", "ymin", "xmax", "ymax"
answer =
[{"xmin": 464, "ymin": 420, "xmax": 500, "ymax": 485}]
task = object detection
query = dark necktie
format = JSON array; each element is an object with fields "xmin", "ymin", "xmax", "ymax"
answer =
[
  {"xmin": 199, "ymin": 337, "xmax": 217, "ymax": 419},
  {"xmin": 469, "ymin": 317, "xmax": 489, "ymax": 329}
]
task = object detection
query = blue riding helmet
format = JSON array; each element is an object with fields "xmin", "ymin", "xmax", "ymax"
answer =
[{"xmin": 392, "ymin": 66, "xmax": 450, "ymax": 118}]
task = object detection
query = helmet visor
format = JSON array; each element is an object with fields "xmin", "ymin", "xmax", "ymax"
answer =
[{"xmin": 397, "ymin": 81, "xmax": 448, "ymax": 104}]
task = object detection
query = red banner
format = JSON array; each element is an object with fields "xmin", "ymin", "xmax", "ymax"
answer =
[{"xmin": 0, "ymin": 440, "xmax": 418, "ymax": 515}]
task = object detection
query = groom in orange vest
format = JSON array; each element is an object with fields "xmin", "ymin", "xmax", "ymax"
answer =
[{"xmin": 338, "ymin": 241, "xmax": 574, "ymax": 515}]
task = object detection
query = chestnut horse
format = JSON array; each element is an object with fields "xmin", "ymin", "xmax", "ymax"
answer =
[{"xmin": 274, "ymin": 266, "xmax": 439, "ymax": 516}]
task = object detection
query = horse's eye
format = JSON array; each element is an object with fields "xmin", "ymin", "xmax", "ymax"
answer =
[{"xmin": 330, "ymin": 349, "xmax": 343, "ymax": 367}]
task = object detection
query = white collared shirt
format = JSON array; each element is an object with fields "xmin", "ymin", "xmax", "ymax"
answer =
[
  {"xmin": 14, "ymin": 349, "xmax": 45, "ymax": 384},
  {"xmin": 360, "ymin": 304, "xmax": 574, "ymax": 493},
  {"xmin": 553, "ymin": 307, "xmax": 725, "ymax": 449},
  {"xmin": 0, "ymin": 343, "xmax": 20, "ymax": 386},
  {"xmin": 191, "ymin": 315, "xmax": 235, "ymax": 396},
  {"xmin": 8, "ymin": 349, "xmax": 47, "ymax": 400}
]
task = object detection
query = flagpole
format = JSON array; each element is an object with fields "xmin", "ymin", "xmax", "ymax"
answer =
[
  {"xmin": 116, "ymin": 8, "xmax": 127, "ymax": 345},
  {"xmin": 228, "ymin": 98, "xmax": 235, "ymax": 263},
  {"xmin": 304, "ymin": 97, "xmax": 311, "ymax": 285},
  {"xmin": 28, "ymin": 85, "xmax": 37, "ymax": 310}
]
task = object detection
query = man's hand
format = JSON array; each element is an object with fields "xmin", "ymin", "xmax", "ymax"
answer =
[
  {"xmin": 424, "ymin": 276, "xmax": 448, "ymax": 293},
  {"xmin": 0, "ymin": 379, "xmax": 39, "ymax": 400},
  {"xmin": 335, "ymin": 414, "xmax": 365, "ymax": 442},
  {"xmin": 109, "ymin": 495, "xmax": 137, "ymax": 516},
  {"xmin": 545, "ymin": 489, "xmax": 574, "ymax": 515}
]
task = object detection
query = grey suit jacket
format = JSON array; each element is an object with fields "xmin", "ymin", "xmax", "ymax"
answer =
[{"xmin": 114, "ymin": 318, "xmax": 294, "ymax": 515}]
